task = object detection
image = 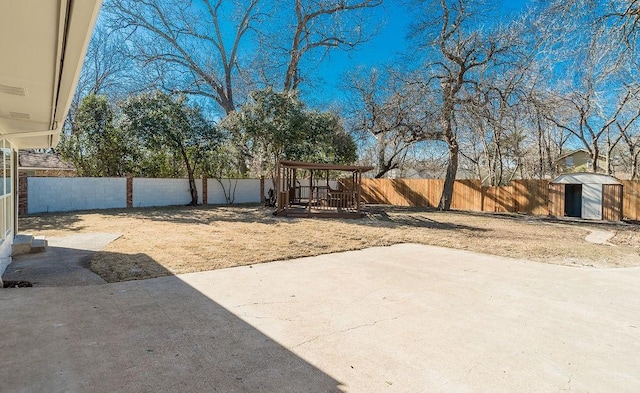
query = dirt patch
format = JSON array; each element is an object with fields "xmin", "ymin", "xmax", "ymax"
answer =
[
  {"xmin": 19, "ymin": 205, "xmax": 640, "ymax": 283},
  {"xmin": 610, "ymin": 225, "xmax": 640, "ymax": 252}
]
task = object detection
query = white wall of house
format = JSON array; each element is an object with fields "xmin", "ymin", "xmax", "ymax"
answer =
[
  {"xmin": 133, "ymin": 178, "xmax": 203, "ymax": 207},
  {"xmin": 0, "ymin": 140, "xmax": 14, "ymax": 277},
  {"xmin": 0, "ymin": 234, "xmax": 12, "ymax": 278},
  {"xmin": 28, "ymin": 177, "xmax": 126, "ymax": 214}
]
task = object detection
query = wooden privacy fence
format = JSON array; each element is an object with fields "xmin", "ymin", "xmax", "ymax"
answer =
[
  {"xmin": 622, "ymin": 181, "xmax": 640, "ymax": 221},
  {"xmin": 357, "ymin": 178, "xmax": 640, "ymax": 220}
]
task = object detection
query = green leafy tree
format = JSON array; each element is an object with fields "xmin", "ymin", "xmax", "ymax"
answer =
[
  {"xmin": 196, "ymin": 143, "xmax": 243, "ymax": 203},
  {"xmin": 58, "ymin": 94, "xmax": 135, "ymax": 176},
  {"xmin": 218, "ymin": 88, "xmax": 356, "ymax": 180},
  {"xmin": 120, "ymin": 91, "xmax": 219, "ymax": 205}
]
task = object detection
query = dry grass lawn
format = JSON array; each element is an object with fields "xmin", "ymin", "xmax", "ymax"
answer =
[{"xmin": 19, "ymin": 205, "xmax": 640, "ymax": 283}]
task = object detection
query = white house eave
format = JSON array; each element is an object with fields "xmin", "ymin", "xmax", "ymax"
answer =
[{"xmin": 0, "ymin": 0, "xmax": 103, "ymax": 149}]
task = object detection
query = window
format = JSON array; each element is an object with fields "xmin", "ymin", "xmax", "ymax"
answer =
[{"xmin": 566, "ymin": 157, "xmax": 574, "ymax": 167}]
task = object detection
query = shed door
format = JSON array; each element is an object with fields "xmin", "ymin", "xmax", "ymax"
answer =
[
  {"xmin": 565, "ymin": 184, "xmax": 582, "ymax": 217},
  {"xmin": 582, "ymin": 183, "xmax": 602, "ymax": 219},
  {"xmin": 548, "ymin": 183, "xmax": 565, "ymax": 217},
  {"xmin": 602, "ymin": 184, "xmax": 623, "ymax": 221}
]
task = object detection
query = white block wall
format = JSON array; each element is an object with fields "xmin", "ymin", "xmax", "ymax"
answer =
[
  {"xmin": 263, "ymin": 178, "xmax": 275, "ymax": 201},
  {"xmin": 133, "ymin": 178, "xmax": 203, "ymax": 207},
  {"xmin": 25, "ymin": 177, "xmax": 263, "ymax": 214},
  {"xmin": 207, "ymin": 179, "xmax": 261, "ymax": 204},
  {"xmin": 28, "ymin": 177, "xmax": 126, "ymax": 214}
]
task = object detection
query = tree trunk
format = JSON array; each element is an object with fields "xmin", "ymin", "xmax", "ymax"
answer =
[
  {"xmin": 187, "ymin": 170, "xmax": 198, "ymax": 206},
  {"xmin": 438, "ymin": 83, "xmax": 458, "ymax": 211},
  {"xmin": 592, "ymin": 145, "xmax": 599, "ymax": 173},
  {"xmin": 439, "ymin": 142, "xmax": 459, "ymax": 211},
  {"xmin": 631, "ymin": 147, "xmax": 639, "ymax": 180},
  {"xmin": 375, "ymin": 134, "xmax": 390, "ymax": 178},
  {"xmin": 537, "ymin": 122, "xmax": 544, "ymax": 178},
  {"xmin": 179, "ymin": 144, "xmax": 198, "ymax": 205}
]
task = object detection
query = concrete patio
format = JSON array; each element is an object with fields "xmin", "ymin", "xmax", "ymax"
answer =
[{"xmin": 1, "ymin": 243, "xmax": 639, "ymax": 392}]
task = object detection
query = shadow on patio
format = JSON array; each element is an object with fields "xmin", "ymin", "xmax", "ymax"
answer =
[{"xmin": 0, "ymin": 243, "xmax": 344, "ymax": 392}]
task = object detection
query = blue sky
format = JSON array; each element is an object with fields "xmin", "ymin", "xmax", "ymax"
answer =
[{"xmin": 310, "ymin": 0, "xmax": 531, "ymax": 105}]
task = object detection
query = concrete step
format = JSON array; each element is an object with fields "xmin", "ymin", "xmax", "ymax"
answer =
[
  {"xmin": 30, "ymin": 238, "xmax": 48, "ymax": 253},
  {"xmin": 12, "ymin": 234, "xmax": 34, "ymax": 256},
  {"xmin": 12, "ymin": 234, "xmax": 47, "ymax": 256}
]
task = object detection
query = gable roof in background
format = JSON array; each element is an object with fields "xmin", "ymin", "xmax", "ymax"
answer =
[
  {"xmin": 0, "ymin": 0, "xmax": 103, "ymax": 149},
  {"xmin": 556, "ymin": 149, "xmax": 606, "ymax": 161},
  {"xmin": 18, "ymin": 151, "xmax": 75, "ymax": 171}
]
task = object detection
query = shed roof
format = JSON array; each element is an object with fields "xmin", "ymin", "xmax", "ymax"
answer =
[
  {"xmin": 551, "ymin": 173, "xmax": 621, "ymax": 185},
  {"xmin": 278, "ymin": 160, "xmax": 374, "ymax": 173}
]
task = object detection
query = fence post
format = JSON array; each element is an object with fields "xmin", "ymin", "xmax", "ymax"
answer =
[
  {"xmin": 260, "ymin": 176, "xmax": 265, "ymax": 203},
  {"xmin": 202, "ymin": 175, "xmax": 208, "ymax": 205},
  {"xmin": 126, "ymin": 174, "xmax": 133, "ymax": 208}
]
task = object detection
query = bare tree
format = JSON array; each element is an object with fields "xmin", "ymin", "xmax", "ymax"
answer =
[
  {"xmin": 462, "ymin": 54, "xmax": 536, "ymax": 185},
  {"xmin": 278, "ymin": 0, "xmax": 382, "ymax": 92},
  {"xmin": 346, "ymin": 68, "xmax": 434, "ymax": 178},
  {"xmin": 614, "ymin": 85, "xmax": 640, "ymax": 178},
  {"xmin": 64, "ymin": 22, "xmax": 136, "ymax": 139},
  {"xmin": 76, "ymin": 25, "xmax": 133, "ymax": 98},
  {"xmin": 604, "ymin": 0, "xmax": 640, "ymax": 50},
  {"xmin": 108, "ymin": 0, "xmax": 265, "ymax": 114},
  {"xmin": 542, "ymin": 29, "xmax": 635, "ymax": 174},
  {"xmin": 545, "ymin": 88, "xmax": 630, "ymax": 174},
  {"xmin": 527, "ymin": 94, "xmax": 570, "ymax": 178},
  {"xmin": 413, "ymin": 0, "xmax": 507, "ymax": 209}
]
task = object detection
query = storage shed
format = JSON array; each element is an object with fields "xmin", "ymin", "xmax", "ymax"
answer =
[{"xmin": 549, "ymin": 173, "xmax": 623, "ymax": 221}]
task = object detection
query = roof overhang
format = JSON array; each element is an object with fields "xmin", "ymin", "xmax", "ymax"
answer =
[
  {"xmin": 0, "ymin": 0, "xmax": 102, "ymax": 149},
  {"xmin": 278, "ymin": 160, "xmax": 374, "ymax": 173}
]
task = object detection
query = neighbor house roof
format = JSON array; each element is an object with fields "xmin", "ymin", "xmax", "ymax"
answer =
[
  {"xmin": 555, "ymin": 149, "xmax": 605, "ymax": 161},
  {"xmin": 18, "ymin": 151, "xmax": 75, "ymax": 171}
]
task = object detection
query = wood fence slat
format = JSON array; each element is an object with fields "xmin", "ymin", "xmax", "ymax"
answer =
[
  {"xmin": 602, "ymin": 184, "xmax": 623, "ymax": 221},
  {"xmin": 622, "ymin": 181, "xmax": 640, "ymax": 221},
  {"xmin": 359, "ymin": 178, "xmax": 639, "ymax": 220}
]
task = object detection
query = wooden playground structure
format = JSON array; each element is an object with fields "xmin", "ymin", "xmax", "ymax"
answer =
[{"xmin": 273, "ymin": 160, "xmax": 373, "ymax": 218}]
